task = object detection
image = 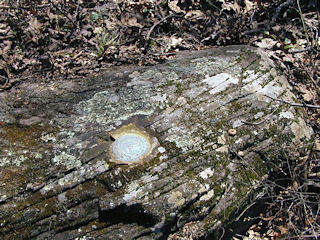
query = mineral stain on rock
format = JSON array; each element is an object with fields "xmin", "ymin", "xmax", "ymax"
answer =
[{"xmin": 0, "ymin": 46, "xmax": 315, "ymax": 239}]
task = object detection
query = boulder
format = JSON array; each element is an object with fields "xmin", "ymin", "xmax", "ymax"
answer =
[{"xmin": 0, "ymin": 46, "xmax": 314, "ymax": 239}]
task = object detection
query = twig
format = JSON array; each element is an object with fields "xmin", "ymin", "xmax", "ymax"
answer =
[
  {"xmin": 243, "ymin": 28, "xmax": 264, "ymax": 36},
  {"xmin": 0, "ymin": 4, "xmax": 49, "ymax": 9},
  {"xmin": 49, "ymin": 0, "xmax": 74, "ymax": 25},
  {"xmin": 218, "ymin": 226, "xmax": 225, "ymax": 240},
  {"xmin": 287, "ymin": 234, "xmax": 320, "ymax": 239},
  {"xmin": 0, "ymin": 35, "xmax": 13, "ymax": 40},
  {"xmin": 289, "ymin": 47, "xmax": 313, "ymax": 54},
  {"xmin": 265, "ymin": 95, "xmax": 320, "ymax": 109},
  {"xmin": 73, "ymin": 1, "xmax": 81, "ymax": 31},
  {"xmin": 297, "ymin": 0, "xmax": 310, "ymax": 47},
  {"xmin": 176, "ymin": 215, "xmax": 183, "ymax": 228},
  {"xmin": 146, "ymin": 13, "xmax": 181, "ymax": 41},
  {"xmin": 149, "ymin": 52, "xmax": 177, "ymax": 57},
  {"xmin": 305, "ymin": 69, "xmax": 320, "ymax": 92},
  {"xmin": 241, "ymin": 107, "xmax": 279, "ymax": 125}
]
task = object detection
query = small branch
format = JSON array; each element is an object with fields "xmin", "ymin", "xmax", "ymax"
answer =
[
  {"xmin": 0, "ymin": 35, "xmax": 13, "ymax": 40},
  {"xmin": 289, "ymin": 47, "xmax": 313, "ymax": 54},
  {"xmin": 0, "ymin": 4, "xmax": 49, "ymax": 9},
  {"xmin": 146, "ymin": 13, "xmax": 182, "ymax": 41},
  {"xmin": 265, "ymin": 95, "xmax": 320, "ymax": 109},
  {"xmin": 297, "ymin": 0, "xmax": 310, "ymax": 47},
  {"xmin": 49, "ymin": 0, "xmax": 75, "ymax": 25},
  {"xmin": 241, "ymin": 107, "xmax": 279, "ymax": 125},
  {"xmin": 287, "ymin": 234, "xmax": 320, "ymax": 239},
  {"xmin": 218, "ymin": 226, "xmax": 225, "ymax": 240}
]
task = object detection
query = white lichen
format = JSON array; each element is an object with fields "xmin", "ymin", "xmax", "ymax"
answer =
[
  {"xmin": 202, "ymin": 73, "xmax": 238, "ymax": 95},
  {"xmin": 166, "ymin": 126, "xmax": 200, "ymax": 152},
  {"xmin": 123, "ymin": 188, "xmax": 143, "ymax": 202},
  {"xmin": 199, "ymin": 168, "xmax": 214, "ymax": 180},
  {"xmin": 52, "ymin": 152, "xmax": 81, "ymax": 170},
  {"xmin": 279, "ymin": 111, "xmax": 294, "ymax": 119},
  {"xmin": 290, "ymin": 118, "xmax": 313, "ymax": 142},
  {"xmin": 167, "ymin": 191, "xmax": 185, "ymax": 208},
  {"xmin": 41, "ymin": 133, "xmax": 56, "ymax": 143},
  {"xmin": 141, "ymin": 174, "xmax": 159, "ymax": 184},
  {"xmin": 158, "ymin": 146, "xmax": 166, "ymax": 153},
  {"xmin": 200, "ymin": 189, "xmax": 214, "ymax": 201}
]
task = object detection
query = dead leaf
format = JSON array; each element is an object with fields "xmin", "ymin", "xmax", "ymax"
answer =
[
  {"xmin": 168, "ymin": 36, "xmax": 183, "ymax": 49},
  {"xmin": 278, "ymin": 225, "xmax": 288, "ymax": 235},
  {"xmin": 121, "ymin": 13, "xmax": 143, "ymax": 28},
  {"xmin": 0, "ymin": 23, "xmax": 10, "ymax": 34},
  {"xmin": 47, "ymin": 10, "xmax": 58, "ymax": 21},
  {"xmin": 93, "ymin": 27, "xmax": 104, "ymax": 35},
  {"xmin": 80, "ymin": 29, "xmax": 92, "ymax": 38},
  {"xmin": 262, "ymin": 216, "xmax": 275, "ymax": 221},
  {"xmin": 27, "ymin": 17, "xmax": 42, "ymax": 43},
  {"xmin": 168, "ymin": 0, "xmax": 185, "ymax": 14},
  {"xmin": 255, "ymin": 38, "xmax": 278, "ymax": 49},
  {"xmin": 219, "ymin": 0, "xmax": 241, "ymax": 13},
  {"xmin": 314, "ymin": 139, "xmax": 320, "ymax": 151},
  {"xmin": 185, "ymin": 10, "xmax": 204, "ymax": 19},
  {"xmin": 282, "ymin": 53, "xmax": 294, "ymax": 62},
  {"xmin": 297, "ymin": 84, "xmax": 317, "ymax": 102},
  {"xmin": 28, "ymin": 17, "xmax": 42, "ymax": 33},
  {"xmin": 302, "ymin": 91, "xmax": 316, "ymax": 102},
  {"xmin": 244, "ymin": 0, "xmax": 256, "ymax": 13},
  {"xmin": 1, "ymin": 40, "xmax": 12, "ymax": 60}
]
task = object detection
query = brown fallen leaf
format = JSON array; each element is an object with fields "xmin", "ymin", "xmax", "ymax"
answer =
[
  {"xmin": 244, "ymin": 0, "xmax": 257, "ymax": 13},
  {"xmin": 27, "ymin": 17, "xmax": 43, "ymax": 43},
  {"xmin": 255, "ymin": 38, "xmax": 278, "ymax": 49},
  {"xmin": 168, "ymin": 0, "xmax": 185, "ymax": 14},
  {"xmin": 219, "ymin": 0, "xmax": 241, "ymax": 13},
  {"xmin": 297, "ymin": 84, "xmax": 317, "ymax": 102},
  {"xmin": 278, "ymin": 225, "xmax": 288, "ymax": 235},
  {"xmin": 121, "ymin": 12, "xmax": 143, "ymax": 28},
  {"xmin": 1, "ymin": 40, "xmax": 12, "ymax": 60}
]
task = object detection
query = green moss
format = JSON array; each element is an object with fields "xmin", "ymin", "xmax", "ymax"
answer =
[
  {"xmin": 229, "ymin": 101, "xmax": 243, "ymax": 112},
  {"xmin": 261, "ymin": 74, "xmax": 275, "ymax": 88},
  {"xmin": 175, "ymin": 82, "xmax": 184, "ymax": 95},
  {"xmin": 2, "ymin": 124, "xmax": 56, "ymax": 148},
  {"xmin": 236, "ymin": 55, "xmax": 243, "ymax": 64}
]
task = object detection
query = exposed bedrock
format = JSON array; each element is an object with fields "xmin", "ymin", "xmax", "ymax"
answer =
[{"xmin": 0, "ymin": 46, "xmax": 314, "ymax": 239}]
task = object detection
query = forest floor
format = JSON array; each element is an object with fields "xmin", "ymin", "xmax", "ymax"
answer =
[{"xmin": 0, "ymin": 0, "xmax": 320, "ymax": 239}]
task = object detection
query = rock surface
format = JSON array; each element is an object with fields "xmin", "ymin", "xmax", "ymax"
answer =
[{"xmin": 0, "ymin": 46, "xmax": 314, "ymax": 239}]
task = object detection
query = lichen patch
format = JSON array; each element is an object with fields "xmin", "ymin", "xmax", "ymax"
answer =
[
  {"xmin": 290, "ymin": 118, "xmax": 313, "ymax": 142},
  {"xmin": 199, "ymin": 168, "xmax": 214, "ymax": 180},
  {"xmin": 168, "ymin": 191, "xmax": 186, "ymax": 208},
  {"xmin": 52, "ymin": 152, "xmax": 81, "ymax": 170},
  {"xmin": 202, "ymin": 73, "xmax": 238, "ymax": 95},
  {"xmin": 200, "ymin": 189, "xmax": 214, "ymax": 201}
]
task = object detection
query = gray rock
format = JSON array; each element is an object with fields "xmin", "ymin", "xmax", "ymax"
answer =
[
  {"xmin": 0, "ymin": 46, "xmax": 314, "ymax": 239},
  {"xmin": 19, "ymin": 116, "xmax": 43, "ymax": 126}
]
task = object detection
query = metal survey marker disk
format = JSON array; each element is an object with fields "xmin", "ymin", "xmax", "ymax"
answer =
[
  {"xmin": 109, "ymin": 123, "xmax": 158, "ymax": 164},
  {"xmin": 112, "ymin": 133, "xmax": 151, "ymax": 163}
]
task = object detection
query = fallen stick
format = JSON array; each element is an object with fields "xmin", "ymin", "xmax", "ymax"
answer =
[
  {"xmin": 146, "ymin": 13, "xmax": 183, "ymax": 41},
  {"xmin": 265, "ymin": 95, "xmax": 320, "ymax": 109}
]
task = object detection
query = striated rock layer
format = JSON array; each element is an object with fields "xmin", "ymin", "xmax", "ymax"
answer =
[{"xmin": 0, "ymin": 46, "xmax": 314, "ymax": 239}]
